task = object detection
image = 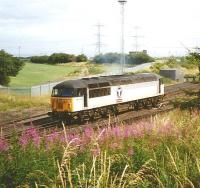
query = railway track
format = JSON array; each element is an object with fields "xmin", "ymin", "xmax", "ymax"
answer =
[{"xmin": 0, "ymin": 82, "xmax": 199, "ymax": 139}]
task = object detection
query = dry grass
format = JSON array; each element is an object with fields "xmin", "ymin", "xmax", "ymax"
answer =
[{"xmin": 0, "ymin": 94, "xmax": 50, "ymax": 112}]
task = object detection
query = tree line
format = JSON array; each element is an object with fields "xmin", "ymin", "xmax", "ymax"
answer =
[
  {"xmin": 92, "ymin": 52, "xmax": 155, "ymax": 64},
  {"xmin": 30, "ymin": 53, "xmax": 88, "ymax": 64},
  {"xmin": 1, "ymin": 49, "xmax": 200, "ymax": 86}
]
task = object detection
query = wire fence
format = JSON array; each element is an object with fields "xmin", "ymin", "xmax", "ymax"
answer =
[
  {"xmin": 0, "ymin": 81, "xmax": 61, "ymax": 97},
  {"xmin": 0, "ymin": 71, "xmax": 123, "ymax": 97},
  {"xmin": 0, "ymin": 64, "xmax": 151, "ymax": 97}
]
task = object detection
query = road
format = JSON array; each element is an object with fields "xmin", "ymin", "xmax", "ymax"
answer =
[{"xmin": 124, "ymin": 62, "xmax": 154, "ymax": 73}]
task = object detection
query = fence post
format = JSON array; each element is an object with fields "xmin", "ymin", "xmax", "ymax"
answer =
[
  {"xmin": 30, "ymin": 87, "xmax": 32, "ymax": 98},
  {"xmin": 49, "ymin": 81, "xmax": 50, "ymax": 95}
]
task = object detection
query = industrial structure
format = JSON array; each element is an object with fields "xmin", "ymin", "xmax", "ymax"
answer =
[
  {"xmin": 160, "ymin": 69, "xmax": 185, "ymax": 82},
  {"xmin": 118, "ymin": 0, "xmax": 127, "ymax": 73}
]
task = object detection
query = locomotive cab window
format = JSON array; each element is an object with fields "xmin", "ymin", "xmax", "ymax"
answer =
[
  {"xmin": 52, "ymin": 88, "xmax": 75, "ymax": 97},
  {"xmin": 76, "ymin": 88, "xmax": 86, "ymax": 97},
  {"xmin": 89, "ymin": 87, "xmax": 111, "ymax": 98},
  {"xmin": 52, "ymin": 89, "xmax": 59, "ymax": 96}
]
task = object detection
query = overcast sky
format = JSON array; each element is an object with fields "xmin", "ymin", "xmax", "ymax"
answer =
[{"xmin": 0, "ymin": 0, "xmax": 200, "ymax": 57}]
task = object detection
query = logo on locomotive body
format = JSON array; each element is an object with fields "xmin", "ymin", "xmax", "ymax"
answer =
[{"xmin": 116, "ymin": 87, "xmax": 123, "ymax": 103}]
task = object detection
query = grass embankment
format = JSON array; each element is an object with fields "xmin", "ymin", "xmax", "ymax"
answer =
[
  {"xmin": 1, "ymin": 109, "xmax": 200, "ymax": 187},
  {"xmin": 9, "ymin": 62, "xmax": 105, "ymax": 87},
  {"xmin": 0, "ymin": 94, "xmax": 50, "ymax": 112}
]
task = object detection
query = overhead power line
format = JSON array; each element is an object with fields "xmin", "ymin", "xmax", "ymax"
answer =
[
  {"xmin": 132, "ymin": 26, "xmax": 144, "ymax": 52},
  {"xmin": 94, "ymin": 23, "xmax": 104, "ymax": 55}
]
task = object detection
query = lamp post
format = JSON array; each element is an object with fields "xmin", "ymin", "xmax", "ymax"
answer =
[{"xmin": 118, "ymin": 0, "xmax": 127, "ymax": 74}]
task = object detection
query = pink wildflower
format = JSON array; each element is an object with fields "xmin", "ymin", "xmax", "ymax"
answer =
[
  {"xmin": 158, "ymin": 121, "xmax": 174, "ymax": 136},
  {"xmin": 109, "ymin": 142, "xmax": 121, "ymax": 150},
  {"xmin": 0, "ymin": 138, "xmax": 8, "ymax": 152},
  {"xmin": 113, "ymin": 126, "xmax": 121, "ymax": 137},
  {"xmin": 46, "ymin": 131, "xmax": 59, "ymax": 143},
  {"xmin": 19, "ymin": 128, "xmax": 40, "ymax": 148},
  {"xmin": 131, "ymin": 129, "xmax": 143, "ymax": 138},
  {"xmin": 127, "ymin": 148, "xmax": 134, "ymax": 156},
  {"xmin": 91, "ymin": 147, "xmax": 100, "ymax": 156},
  {"xmin": 84, "ymin": 127, "xmax": 94, "ymax": 139},
  {"xmin": 124, "ymin": 127, "xmax": 131, "ymax": 138}
]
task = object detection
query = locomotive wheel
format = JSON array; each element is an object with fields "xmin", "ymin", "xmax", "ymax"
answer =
[
  {"xmin": 78, "ymin": 113, "xmax": 85, "ymax": 124},
  {"xmin": 100, "ymin": 108, "xmax": 107, "ymax": 118},
  {"xmin": 88, "ymin": 110, "xmax": 95, "ymax": 121}
]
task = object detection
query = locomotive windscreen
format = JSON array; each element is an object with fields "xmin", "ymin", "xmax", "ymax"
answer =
[{"xmin": 52, "ymin": 88, "xmax": 75, "ymax": 97}]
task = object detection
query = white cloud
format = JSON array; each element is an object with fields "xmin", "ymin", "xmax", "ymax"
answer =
[{"xmin": 0, "ymin": 0, "xmax": 200, "ymax": 56}]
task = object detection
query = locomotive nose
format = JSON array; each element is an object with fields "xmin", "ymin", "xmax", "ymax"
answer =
[{"xmin": 51, "ymin": 97, "xmax": 73, "ymax": 112}]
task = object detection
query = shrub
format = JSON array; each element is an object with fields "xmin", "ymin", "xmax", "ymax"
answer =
[
  {"xmin": 128, "ymin": 52, "xmax": 154, "ymax": 65},
  {"xmin": 30, "ymin": 56, "xmax": 49, "ymax": 64},
  {"xmin": 76, "ymin": 54, "xmax": 88, "ymax": 62}
]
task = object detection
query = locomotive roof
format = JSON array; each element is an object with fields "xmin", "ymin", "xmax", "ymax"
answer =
[{"xmin": 53, "ymin": 73, "xmax": 160, "ymax": 89}]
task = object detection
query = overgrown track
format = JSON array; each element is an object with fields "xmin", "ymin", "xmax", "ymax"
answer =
[{"xmin": 1, "ymin": 82, "xmax": 199, "ymax": 138}]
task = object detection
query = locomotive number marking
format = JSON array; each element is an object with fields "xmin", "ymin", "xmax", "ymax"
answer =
[{"xmin": 117, "ymin": 87, "xmax": 123, "ymax": 103}]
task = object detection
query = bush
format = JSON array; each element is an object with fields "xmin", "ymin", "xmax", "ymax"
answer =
[
  {"xmin": 128, "ymin": 52, "xmax": 154, "ymax": 65},
  {"xmin": 48, "ymin": 53, "xmax": 76, "ymax": 64},
  {"xmin": 150, "ymin": 62, "xmax": 165, "ymax": 73},
  {"xmin": 76, "ymin": 54, "xmax": 88, "ymax": 62},
  {"xmin": 93, "ymin": 53, "xmax": 121, "ymax": 64},
  {"xmin": 0, "ymin": 72, "xmax": 10, "ymax": 86},
  {"xmin": 30, "ymin": 56, "xmax": 49, "ymax": 64}
]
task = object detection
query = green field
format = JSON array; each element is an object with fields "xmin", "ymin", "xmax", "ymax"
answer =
[
  {"xmin": 9, "ymin": 62, "xmax": 106, "ymax": 87},
  {"xmin": 9, "ymin": 62, "xmax": 79, "ymax": 87}
]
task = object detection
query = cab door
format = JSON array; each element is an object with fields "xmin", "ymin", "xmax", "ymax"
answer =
[
  {"xmin": 77, "ymin": 88, "xmax": 88, "ymax": 107},
  {"xmin": 83, "ymin": 88, "xmax": 88, "ymax": 107}
]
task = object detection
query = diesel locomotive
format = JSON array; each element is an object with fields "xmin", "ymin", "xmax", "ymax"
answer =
[{"xmin": 51, "ymin": 73, "xmax": 164, "ymax": 123}]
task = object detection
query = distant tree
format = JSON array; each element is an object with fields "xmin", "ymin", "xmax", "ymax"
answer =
[
  {"xmin": 76, "ymin": 54, "xmax": 88, "ymax": 62},
  {"xmin": 30, "ymin": 56, "xmax": 49, "ymax": 64},
  {"xmin": 186, "ymin": 49, "xmax": 200, "ymax": 79},
  {"xmin": 67, "ymin": 54, "xmax": 76, "ymax": 62},
  {"xmin": 173, "ymin": 49, "xmax": 200, "ymax": 110},
  {"xmin": 93, "ymin": 52, "xmax": 154, "ymax": 65},
  {"xmin": 93, "ymin": 53, "xmax": 121, "ymax": 64},
  {"xmin": 128, "ymin": 52, "xmax": 154, "ymax": 65},
  {"xmin": 0, "ymin": 50, "xmax": 24, "ymax": 86},
  {"xmin": 48, "ymin": 53, "xmax": 76, "ymax": 64}
]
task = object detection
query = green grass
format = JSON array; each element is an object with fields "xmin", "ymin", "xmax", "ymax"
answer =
[
  {"xmin": 9, "ymin": 62, "xmax": 106, "ymax": 87},
  {"xmin": 9, "ymin": 62, "xmax": 79, "ymax": 87}
]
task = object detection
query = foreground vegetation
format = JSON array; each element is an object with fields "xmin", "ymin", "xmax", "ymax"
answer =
[{"xmin": 1, "ymin": 109, "xmax": 200, "ymax": 187}]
